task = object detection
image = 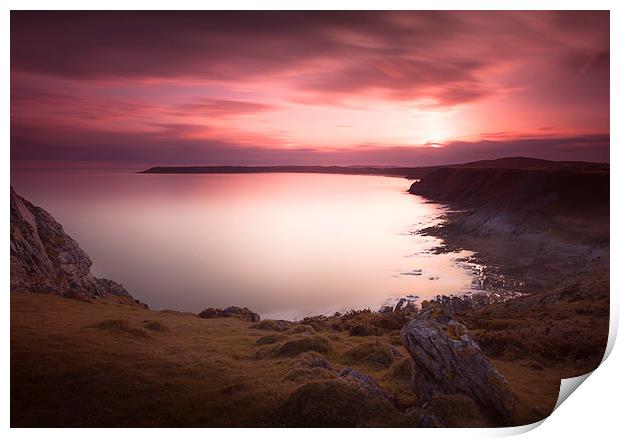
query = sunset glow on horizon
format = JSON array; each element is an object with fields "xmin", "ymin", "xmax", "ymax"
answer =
[{"xmin": 11, "ymin": 11, "xmax": 610, "ymax": 169}]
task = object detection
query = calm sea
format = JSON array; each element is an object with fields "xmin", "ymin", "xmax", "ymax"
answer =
[{"xmin": 11, "ymin": 171, "xmax": 478, "ymax": 319}]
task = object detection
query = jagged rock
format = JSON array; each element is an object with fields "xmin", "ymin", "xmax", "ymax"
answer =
[
  {"xmin": 199, "ymin": 306, "xmax": 260, "ymax": 322},
  {"xmin": 401, "ymin": 309, "xmax": 516, "ymax": 421},
  {"xmin": 10, "ymin": 187, "xmax": 139, "ymax": 302},
  {"xmin": 394, "ymin": 298, "xmax": 407, "ymax": 312}
]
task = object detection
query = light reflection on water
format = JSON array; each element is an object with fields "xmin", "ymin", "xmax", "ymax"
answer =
[{"xmin": 11, "ymin": 171, "xmax": 481, "ymax": 319}]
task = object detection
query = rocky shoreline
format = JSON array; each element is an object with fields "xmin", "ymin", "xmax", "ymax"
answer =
[
  {"xmin": 407, "ymin": 166, "xmax": 609, "ymax": 372},
  {"xmin": 409, "ymin": 167, "xmax": 609, "ymax": 294}
]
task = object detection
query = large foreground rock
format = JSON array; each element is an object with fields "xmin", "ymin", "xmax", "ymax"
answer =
[
  {"xmin": 10, "ymin": 187, "xmax": 139, "ymax": 302},
  {"xmin": 401, "ymin": 309, "xmax": 516, "ymax": 421}
]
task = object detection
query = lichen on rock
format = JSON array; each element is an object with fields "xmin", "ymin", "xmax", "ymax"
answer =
[{"xmin": 401, "ymin": 306, "xmax": 516, "ymax": 422}]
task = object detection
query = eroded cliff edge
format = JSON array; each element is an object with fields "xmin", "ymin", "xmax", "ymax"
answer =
[
  {"xmin": 410, "ymin": 167, "xmax": 609, "ymax": 291},
  {"xmin": 10, "ymin": 187, "xmax": 144, "ymax": 305}
]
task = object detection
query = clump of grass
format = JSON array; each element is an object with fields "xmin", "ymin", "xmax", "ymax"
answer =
[
  {"xmin": 251, "ymin": 320, "xmax": 291, "ymax": 331},
  {"xmin": 92, "ymin": 319, "xmax": 148, "ymax": 338},
  {"xmin": 255, "ymin": 333, "xmax": 287, "ymax": 346},
  {"xmin": 275, "ymin": 336, "xmax": 331, "ymax": 357},
  {"xmin": 282, "ymin": 352, "xmax": 336, "ymax": 382},
  {"xmin": 384, "ymin": 358, "xmax": 412, "ymax": 384},
  {"xmin": 426, "ymin": 394, "xmax": 486, "ymax": 427},
  {"xmin": 282, "ymin": 366, "xmax": 336, "ymax": 382},
  {"xmin": 288, "ymin": 325, "xmax": 316, "ymax": 335},
  {"xmin": 299, "ymin": 316, "xmax": 328, "ymax": 332},
  {"xmin": 142, "ymin": 320, "xmax": 169, "ymax": 333},
  {"xmin": 254, "ymin": 345, "xmax": 278, "ymax": 359},
  {"xmin": 277, "ymin": 380, "xmax": 401, "ymax": 427},
  {"xmin": 342, "ymin": 342, "xmax": 395, "ymax": 369},
  {"xmin": 389, "ymin": 332, "xmax": 403, "ymax": 345},
  {"xmin": 348, "ymin": 324, "xmax": 382, "ymax": 336}
]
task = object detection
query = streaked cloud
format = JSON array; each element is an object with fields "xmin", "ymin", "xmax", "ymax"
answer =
[{"xmin": 11, "ymin": 11, "xmax": 609, "ymax": 167}]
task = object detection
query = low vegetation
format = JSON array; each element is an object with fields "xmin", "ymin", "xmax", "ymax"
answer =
[{"xmin": 11, "ymin": 288, "xmax": 606, "ymax": 427}]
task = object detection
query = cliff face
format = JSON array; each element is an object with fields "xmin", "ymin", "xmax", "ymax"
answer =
[
  {"xmin": 409, "ymin": 168, "xmax": 609, "ymax": 245},
  {"xmin": 409, "ymin": 167, "xmax": 609, "ymax": 294},
  {"xmin": 10, "ymin": 187, "xmax": 136, "ymax": 301}
]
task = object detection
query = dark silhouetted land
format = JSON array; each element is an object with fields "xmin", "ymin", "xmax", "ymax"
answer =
[{"xmin": 140, "ymin": 157, "xmax": 608, "ymax": 179}]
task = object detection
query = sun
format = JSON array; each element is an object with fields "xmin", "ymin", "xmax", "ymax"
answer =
[{"xmin": 425, "ymin": 140, "xmax": 445, "ymax": 148}]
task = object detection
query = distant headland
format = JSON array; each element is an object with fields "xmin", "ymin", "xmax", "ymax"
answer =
[{"xmin": 140, "ymin": 157, "xmax": 608, "ymax": 179}]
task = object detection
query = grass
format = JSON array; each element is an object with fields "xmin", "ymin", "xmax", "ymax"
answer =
[
  {"xmin": 10, "ymin": 291, "xmax": 602, "ymax": 427},
  {"xmin": 276, "ymin": 380, "xmax": 401, "ymax": 427},
  {"xmin": 274, "ymin": 336, "xmax": 331, "ymax": 357},
  {"xmin": 342, "ymin": 342, "xmax": 395, "ymax": 369}
]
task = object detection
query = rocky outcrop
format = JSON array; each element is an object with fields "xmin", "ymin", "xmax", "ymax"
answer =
[
  {"xmin": 199, "ymin": 306, "xmax": 260, "ymax": 322},
  {"xmin": 10, "ymin": 187, "xmax": 140, "ymax": 303},
  {"xmin": 401, "ymin": 308, "xmax": 516, "ymax": 422}
]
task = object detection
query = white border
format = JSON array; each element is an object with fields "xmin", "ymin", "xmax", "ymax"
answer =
[{"xmin": 3, "ymin": 1, "xmax": 617, "ymax": 436}]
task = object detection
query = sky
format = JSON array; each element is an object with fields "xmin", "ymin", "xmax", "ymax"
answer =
[{"xmin": 10, "ymin": 11, "xmax": 610, "ymax": 169}]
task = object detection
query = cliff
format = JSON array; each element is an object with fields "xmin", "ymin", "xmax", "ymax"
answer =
[
  {"xmin": 409, "ymin": 167, "xmax": 608, "ymax": 209},
  {"xmin": 10, "ymin": 187, "xmax": 141, "ymax": 303},
  {"xmin": 408, "ymin": 166, "xmax": 609, "ymax": 312},
  {"xmin": 409, "ymin": 168, "xmax": 609, "ymax": 247}
]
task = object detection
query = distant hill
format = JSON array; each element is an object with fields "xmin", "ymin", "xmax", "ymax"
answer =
[
  {"xmin": 140, "ymin": 165, "xmax": 426, "ymax": 177},
  {"xmin": 140, "ymin": 157, "xmax": 608, "ymax": 179},
  {"xmin": 448, "ymin": 157, "xmax": 609, "ymax": 171}
]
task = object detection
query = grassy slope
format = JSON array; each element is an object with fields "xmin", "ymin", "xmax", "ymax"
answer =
[{"xmin": 11, "ymin": 292, "xmax": 574, "ymax": 427}]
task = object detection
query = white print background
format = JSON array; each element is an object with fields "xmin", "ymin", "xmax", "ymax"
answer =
[{"xmin": 1, "ymin": 0, "xmax": 618, "ymax": 436}]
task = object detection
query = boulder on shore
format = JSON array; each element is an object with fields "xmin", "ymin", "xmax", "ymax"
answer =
[{"xmin": 401, "ymin": 308, "xmax": 516, "ymax": 421}]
